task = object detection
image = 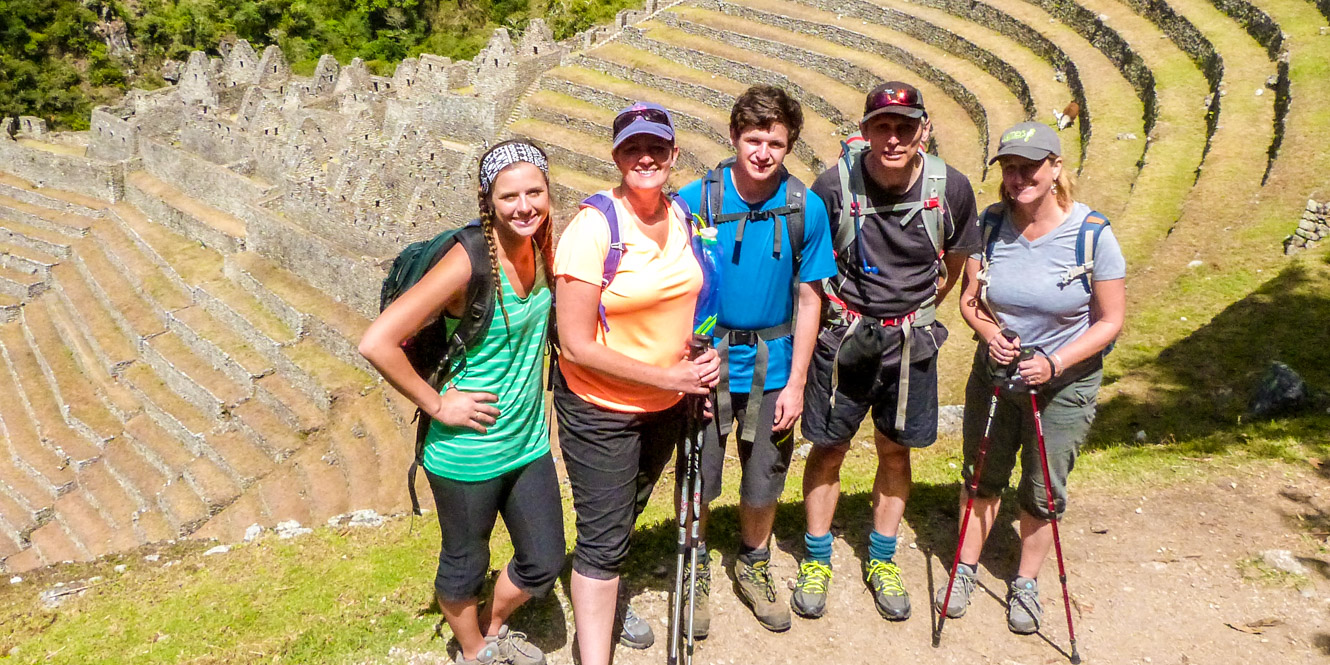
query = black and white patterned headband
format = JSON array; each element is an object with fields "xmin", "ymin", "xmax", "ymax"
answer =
[{"xmin": 479, "ymin": 142, "xmax": 548, "ymax": 193}]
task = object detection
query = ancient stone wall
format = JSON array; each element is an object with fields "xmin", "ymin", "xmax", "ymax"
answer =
[
  {"xmin": 1284, "ymin": 200, "xmax": 1329, "ymax": 254},
  {"xmin": 0, "ymin": 134, "xmax": 124, "ymax": 201}
]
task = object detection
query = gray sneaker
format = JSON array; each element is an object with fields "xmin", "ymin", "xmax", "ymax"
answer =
[
  {"xmin": 790, "ymin": 558, "xmax": 833, "ymax": 618},
  {"xmin": 864, "ymin": 558, "xmax": 911, "ymax": 620},
  {"xmin": 933, "ymin": 563, "xmax": 978, "ymax": 619},
  {"xmin": 487, "ymin": 625, "xmax": 544, "ymax": 665},
  {"xmin": 454, "ymin": 643, "xmax": 498, "ymax": 665},
  {"xmin": 734, "ymin": 557, "xmax": 791, "ymax": 632},
  {"xmin": 618, "ymin": 601, "xmax": 655, "ymax": 649},
  {"xmin": 1007, "ymin": 577, "xmax": 1043, "ymax": 634}
]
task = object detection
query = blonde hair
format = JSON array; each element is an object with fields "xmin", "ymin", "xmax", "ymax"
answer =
[{"xmin": 999, "ymin": 156, "xmax": 1076, "ymax": 210}]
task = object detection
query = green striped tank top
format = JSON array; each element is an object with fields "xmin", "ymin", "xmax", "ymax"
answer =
[{"xmin": 424, "ymin": 259, "xmax": 551, "ymax": 481}]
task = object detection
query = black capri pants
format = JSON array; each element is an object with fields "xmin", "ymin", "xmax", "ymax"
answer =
[
  {"xmin": 426, "ymin": 453, "xmax": 566, "ymax": 602},
  {"xmin": 553, "ymin": 371, "xmax": 687, "ymax": 580}
]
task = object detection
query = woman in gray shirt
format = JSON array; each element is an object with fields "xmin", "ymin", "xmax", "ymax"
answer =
[{"xmin": 936, "ymin": 122, "xmax": 1125, "ymax": 635}]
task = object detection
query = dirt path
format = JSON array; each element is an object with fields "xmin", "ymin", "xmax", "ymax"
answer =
[{"xmin": 493, "ymin": 463, "xmax": 1330, "ymax": 665}]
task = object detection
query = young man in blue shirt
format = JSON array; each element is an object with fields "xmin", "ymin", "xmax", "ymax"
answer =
[{"xmin": 676, "ymin": 85, "xmax": 838, "ymax": 634}]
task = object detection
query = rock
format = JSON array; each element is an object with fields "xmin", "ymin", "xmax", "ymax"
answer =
[
  {"xmin": 794, "ymin": 443, "xmax": 812, "ymax": 459},
  {"xmin": 1097, "ymin": 13, "xmax": 1109, "ymax": 21},
  {"xmin": 348, "ymin": 509, "xmax": 385, "ymax": 528},
  {"xmin": 937, "ymin": 404, "xmax": 964, "ymax": 437},
  {"xmin": 1255, "ymin": 88, "xmax": 1264, "ymax": 96},
  {"xmin": 114, "ymin": 565, "xmax": 126, "ymax": 574},
  {"xmin": 8, "ymin": 576, "xmax": 21, "ymax": 584},
  {"xmin": 204, "ymin": 545, "xmax": 230, "ymax": 556},
  {"xmin": 1247, "ymin": 361, "xmax": 1311, "ymax": 419},
  {"xmin": 145, "ymin": 554, "xmax": 161, "ymax": 562},
  {"xmin": 243, "ymin": 523, "xmax": 263, "ymax": 542},
  {"xmin": 1187, "ymin": 260, "xmax": 1204, "ymax": 269},
  {"xmin": 1261, "ymin": 549, "xmax": 1309, "ymax": 576},
  {"xmin": 1116, "ymin": 133, "xmax": 1138, "ymax": 141},
  {"xmin": 1266, "ymin": 75, "xmax": 1278, "ymax": 88},
  {"xmin": 275, "ymin": 520, "xmax": 312, "ymax": 539},
  {"xmin": 1135, "ymin": 430, "xmax": 1148, "ymax": 443}
]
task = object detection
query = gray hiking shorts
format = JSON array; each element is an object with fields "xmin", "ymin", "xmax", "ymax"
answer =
[{"xmin": 960, "ymin": 344, "xmax": 1102, "ymax": 520}]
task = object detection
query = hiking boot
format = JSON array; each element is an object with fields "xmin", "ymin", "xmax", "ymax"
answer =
[
  {"xmin": 1007, "ymin": 577, "xmax": 1043, "ymax": 634},
  {"xmin": 790, "ymin": 558, "xmax": 833, "ymax": 618},
  {"xmin": 689, "ymin": 554, "xmax": 712, "ymax": 639},
  {"xmin": 864, "ymin": 559, "xmax": 911, "ymax": 620},
  {"xmin": 618, "ymin": 601, "xmax": 655, "ymax": 649},
  {"xmin": 453, "ymin": 643, "xmax": 498, "ymax": 665},
  {"xmin": 734, "ymin": 557, "xmax": 792, "ymax": 631},
  {"xmin": 487, "ymin": 625, "xmax": 544, "ymax": 665},
  {"xmin": 932, "ymin": 564, "xmax": 978, "ymax": 619}
]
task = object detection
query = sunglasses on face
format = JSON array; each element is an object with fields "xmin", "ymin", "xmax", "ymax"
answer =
[
  {"xmin": 612, "ymin": 108, "xmax": 672, "ymax": 137},
  {"xmin": 865, "ymin": 87, "xmax": 923, "ymax": 112}
]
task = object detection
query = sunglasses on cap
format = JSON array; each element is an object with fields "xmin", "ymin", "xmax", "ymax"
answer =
[
  {"xmin": 866, "ymin": 86, "xmax": 923, "ymax": 112},
  {"xmin": 612, "ymin": 107, "xmax": 672, "ymax": 138}
]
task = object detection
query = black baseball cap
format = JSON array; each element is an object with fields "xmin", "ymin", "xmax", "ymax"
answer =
[{"xmin": 861, "ymin": 82, "xmax": 927, "ymax": 123}]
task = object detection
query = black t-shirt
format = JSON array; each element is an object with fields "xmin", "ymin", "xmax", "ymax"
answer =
[{"xmin": 812, "ymin": 157, "xmax": 980, "ymax": 320}]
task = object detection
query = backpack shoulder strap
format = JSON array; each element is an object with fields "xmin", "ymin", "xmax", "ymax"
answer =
[
  {"xmin": 581, "ymin": 192, "xmax": 622, "ymax": 332},
  {"xmin": 703, "ymin": 158, "xmax": 733, "ymax": 227},
  {"xmin": 784, "ymin": 175, "xmax": 807, "ymax": 268},
  {"xmin": 833, "ymin": 146, "xmax": 863, "ymax": 257},
  {"xmin": 918, "ymin": 153, "xmax": 949, "ymax": 257},
  {"xmin": 1070, "ymin": 210, "xmax": 1110, "ymax": 294},
  {"xmin": 451, "ymin": 222, "xmax": 497, "ymax": 350}
]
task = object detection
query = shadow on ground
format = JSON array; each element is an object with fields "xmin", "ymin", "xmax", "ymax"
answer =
[{"xmin": 1091, "ymin": 257, "xmax": 1330, "ymax": 452}]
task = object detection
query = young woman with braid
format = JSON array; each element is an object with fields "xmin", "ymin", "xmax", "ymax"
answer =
[{"xmin": 360, "ymin": 140, "xmax": 562, "ymax": 665}]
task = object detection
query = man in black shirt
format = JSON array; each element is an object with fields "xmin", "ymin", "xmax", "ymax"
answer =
[{"xmin": 792, "ymin": 82, "xmax": 981, "ymax": 623}]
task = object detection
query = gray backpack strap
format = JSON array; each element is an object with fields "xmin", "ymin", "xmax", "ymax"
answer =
[{"xmin": 713, "ymin": 322, "xmax": 794, "ymax": 441}]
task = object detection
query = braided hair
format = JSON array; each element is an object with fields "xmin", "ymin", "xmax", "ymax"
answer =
[{"xmin": 476, "ymin": 139, "xmax": 553, "ymax": 332}]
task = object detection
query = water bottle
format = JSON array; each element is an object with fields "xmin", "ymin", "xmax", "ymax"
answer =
[{"xmin": 691, "ymin": 225, "xmax": 723, "ymax": 349}]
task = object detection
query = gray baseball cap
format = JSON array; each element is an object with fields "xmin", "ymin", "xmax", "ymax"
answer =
[{"xmin": 989, "ymin": 121, "xmax": 1061, "ymax": 164}]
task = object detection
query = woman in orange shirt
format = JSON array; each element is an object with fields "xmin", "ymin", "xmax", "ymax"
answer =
[{"xmin": 552, "ymin": 102, "xmax": 720, "ymax": 665}]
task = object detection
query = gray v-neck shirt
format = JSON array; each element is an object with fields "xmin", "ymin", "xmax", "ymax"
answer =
[{"xmin": 974, "ymin": 202, "xmax": 1126, "ymax": 353}]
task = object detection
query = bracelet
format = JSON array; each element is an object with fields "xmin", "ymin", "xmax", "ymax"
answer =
[{"xmin": 1049, "ymin": 352, "xmax": 1064, "ymax": 377}]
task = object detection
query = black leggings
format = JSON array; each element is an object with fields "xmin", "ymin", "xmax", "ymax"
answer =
[{"xmin": 426, "ymin": 453, "xmax": 566, "ymax": 602}]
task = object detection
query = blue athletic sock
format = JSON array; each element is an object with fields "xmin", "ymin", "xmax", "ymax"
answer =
[
  {"xmin": 804, "ymin": 532, "xmax": 833, "ymax": 564},
  {"xmin": 869, "ymin": 531, "xmax": 897, "ymax": 563}
]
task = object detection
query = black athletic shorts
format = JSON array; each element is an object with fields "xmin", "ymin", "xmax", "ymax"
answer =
[
  {"xmin": 426, "ymin": 453, "xmax": 566, "ymax": 602},
  {"xmin": 700, "ymin": 389, "xmax": 795, "ymax": 507},
  {"xmin": 553, "ymin": 371, "xmax": 687, "ymax": 580},
  {"xmin": 801, "ymin": 323, "xmax": 941, "ymax": 448}
]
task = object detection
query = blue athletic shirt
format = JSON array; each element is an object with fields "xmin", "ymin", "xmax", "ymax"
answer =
[{"xmin": 678, "ymin": 167, "xmax": 838, "ymax": 393}]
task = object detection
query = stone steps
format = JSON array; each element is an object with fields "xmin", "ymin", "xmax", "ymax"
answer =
[
  {"xmin": 26, "ymin": 516, "xmax": 89, "ymax": 566},
  {"xmin": 0, "ymin": 172, "xmax": 108, "ymax": 218},
  {"xmin": 71, "ymin": 463, "xmax": 146, "ymax": 552},
  {"xmin": 124, "ymin": 171, "xmax": 247, "ymax": 254},
  {"xmin": 547, "ymin": 165, "xmax": 617, "ymax": 206},
  {"xmin": 48, "ymin": 262, "xmax": 140, "ymax": 371},
  {"xmin": 20, "ymin": 296, "xmax": 125, "ymax": 442},
  {"xmin": 535, "ymin": 68, "xmax": 818, "ymax": 182},
  {"xmin": 0, "ymin": 210, "xmax": 74, "ymax": 260},
  {"xmin": 221, "ymin": 253, "xmax": 375, "ymax": 403},
  {"xmin": 0, "ymin": 322, "xmax": 102, "ymax": 466},
  {"xmin": 0, "ymin": 450, "xmax": 50, "ymax": 540},
  {"xmin": 524, "ymin": 83, "xmax": 726, "ymax": 177},
  {"xmin": 1067, "ymin": 0, "xmax": 1209, "ymax": 264},
  {"xmin": 0, "ymin": 263, "xmax": 46, "ymax": 300},
  {"xmin": 0, "ymin": 240, "xmax": 60, "ymax": 280},
  {"xmin": 720, "ymin": 0, "xmax": 1033, "ymax": 165},
  {"xmin": 580, "ymin": 42, "xmax": 837, "ymax": 170},
  {"xmin": 0, "ymin": 345, "xmax": 77, "ymax": 498},
  {"xmin": 659, "ymin": 6, "xmax": 984, "ymax": 171},
  {"xmin": 511, "ymin": 118, "xmax": 625, "ymax": 184},
  {"xmin": 0, "ymin": 194, "xmax": 94, "ymax": 240}
]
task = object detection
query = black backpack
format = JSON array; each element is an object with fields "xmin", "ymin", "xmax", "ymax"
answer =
[{"xmin": 378, "ymin": 220, "xmax": 495, "ymax": 515}]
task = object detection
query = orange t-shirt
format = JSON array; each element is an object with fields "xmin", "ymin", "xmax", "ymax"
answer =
[{"xmin": 553, "ymin": 191, "xmax": 703, "ymax": 413}]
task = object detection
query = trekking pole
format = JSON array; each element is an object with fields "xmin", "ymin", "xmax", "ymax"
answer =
[
  {"xmin": 934, "ymin": 329, "xmax": 1018, "ymax": 648},
  {"xmin": 684, "ymin": 388, "xmax": 706, "ymax": 664},
  {"xmin": 1029, "ymin": 387, "xmax": 1082, "ymax": 665},
  {"xmin": 668, "ymin": 402, "xmax": 693, "ymax": 665},
  {"xmin": 669, "ymin": 337, "xmax": 710, "ymax": 665}
]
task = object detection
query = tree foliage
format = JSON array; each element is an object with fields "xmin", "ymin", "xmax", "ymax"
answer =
[{"xmin": 3, "ymin": 0, "xmax": 647, "ymax": 129}]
